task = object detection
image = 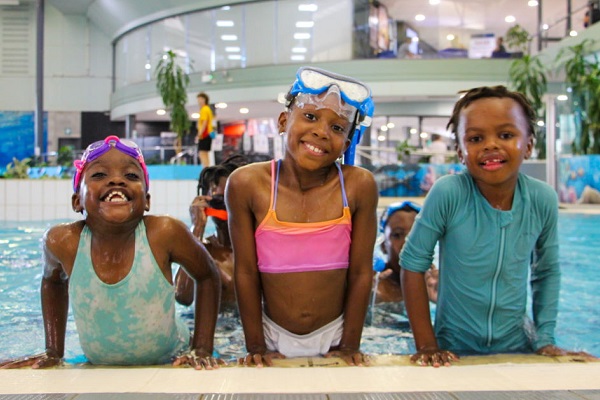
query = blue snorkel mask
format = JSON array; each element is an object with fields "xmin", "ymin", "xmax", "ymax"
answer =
[{"xmin": 283, "ymin": 66, "xmax": 375, "ymax": 165}]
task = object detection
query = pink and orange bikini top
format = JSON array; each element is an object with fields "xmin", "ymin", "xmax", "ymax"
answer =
[{"xmin": 255, "ymin": 160, "xmax": 352, "ymax": 274}]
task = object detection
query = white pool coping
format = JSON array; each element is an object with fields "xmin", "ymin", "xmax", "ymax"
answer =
[
  {"xmin": 1, "ymin": 354, "xmax": 600, "ymax": 395},
  {"xmin": 1, "ymin": 361, "xmax": 599, "ymax": 394}
]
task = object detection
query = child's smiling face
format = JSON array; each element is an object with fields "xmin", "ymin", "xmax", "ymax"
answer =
[
  {"xmin": 279, "ymin": 100, "xmax": 351, "ymax": 170},
  {"xmin": 72, "ymin": 148, "xmax": 150, "ymax": 223},
  {"xmin": 456, "ymin": 97, "xmax": 533, "ymax": 190}
]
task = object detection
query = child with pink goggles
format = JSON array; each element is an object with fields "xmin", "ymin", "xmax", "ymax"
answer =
[{"xmin": 73, "ymin": 135, "xmax": 149, "ymax": 192}]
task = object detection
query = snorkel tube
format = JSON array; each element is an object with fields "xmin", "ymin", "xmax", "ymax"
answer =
[{"xmin": 343, "ymin": 99, "xmax": 375, "ymax": 166}]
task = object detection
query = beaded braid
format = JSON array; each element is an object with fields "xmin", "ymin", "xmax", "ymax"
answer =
[{"xmin": 446, "ymin": 85, "xmax": 537, "ymax": 148}]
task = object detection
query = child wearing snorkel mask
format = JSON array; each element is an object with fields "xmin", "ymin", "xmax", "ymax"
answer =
[
  {"xmin": 376, "ymin": 201, "xmax": 438, "ymax": 305},
  {"xmin": 226, "ymin": 67, "xmax": 378, "ymax": 367},
  {"xmin": 0, "ymin": 136, "xmax": 223, "ymax": 370},
  {"xmin": 175, "ymin": 154, "xmax": 248, "ymax": 310}
]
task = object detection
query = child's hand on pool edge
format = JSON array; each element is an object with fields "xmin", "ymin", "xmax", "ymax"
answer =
[
  {"xmin": 410, "ymin": 346, "xmax": 459, "ymax": 367},
  {"xmin": 0, "ymin": 351, "xmax": 62, "ymax": 369},
  {"xmin": 325, "ymin": 347, "xmax": 371, "ymax": 366},
  {"xmin": 536, "ymin": 344, "xmax": 598, "ymax": 361},
  {"xmin": 172, "ymin": 348, "xmax": 226, "ymax": 370},
  {"xmin": 238, "ymin": 350, "xmax": 286, "ymax": 367}
]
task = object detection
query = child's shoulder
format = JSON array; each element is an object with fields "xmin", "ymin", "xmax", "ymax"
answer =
[
  {"xmin": 340, "ymin": 164, "xmax": 376, "ymax": 183},
  {"xmin": 43, "ymin": 220, "xmax": 85, "ymax": 258},
  {"xmin": 45, "ymin": 220, "xmax": 85, "ymax": 240},
  {"xmin": 228, "ymin": 161, "xmax": 271, "ymax": 186},
  {"xmin": 143, "ymin": 215, "xmax": 198, "ymax": 250},
  {"xmin": 143, "ymin": 214, "xmax": 187, "ymax": 233}
]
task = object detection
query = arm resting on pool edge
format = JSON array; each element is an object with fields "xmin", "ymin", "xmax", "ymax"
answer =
[{"xmin": 401, "ymin": 268, "xmax": 458, "ymax": 367}]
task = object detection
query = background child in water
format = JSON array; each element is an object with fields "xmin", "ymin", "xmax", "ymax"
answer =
[
  {"xmin": 226, "ymin": 67, "xmax": 378, "ymax": 367},
  {"xmin": 400, "ymin": 86, "xmax": 597, "ymax": 367},
  {"xmin": 376, "ymin": 201, "xmax": 438, "ymax": 305},
  {"xmin": 0, "ymin": 136, "xmax": 222, "ymax": 370},
  {"xmin": 175, "ymin": 154, "xmax": 248, "ymax": 310}
]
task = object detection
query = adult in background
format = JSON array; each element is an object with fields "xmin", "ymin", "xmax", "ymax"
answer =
[{"xmin": 197, "ymin": 92, "xmax": 215, "ymax": 167}]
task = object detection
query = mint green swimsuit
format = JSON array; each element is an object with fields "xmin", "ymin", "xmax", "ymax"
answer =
[{"xmin": 69, "ymin": 220, "xmax": 190, "ymax": 365}]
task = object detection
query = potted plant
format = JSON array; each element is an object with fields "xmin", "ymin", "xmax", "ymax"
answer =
[
  {"xmin": 155, "ymin": 50, "xmax": 191, "ymax": 155},
  {"xmin": 555, "ymin": 39, "xmax": 600, "ymax": 154},
  {"xmin": 505, "ymin": 24, "xmax": 548, "ymax": 158}
]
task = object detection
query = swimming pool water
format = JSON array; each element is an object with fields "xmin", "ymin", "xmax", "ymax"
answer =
[{"xmin": 0, "ymin": 214, "xmax": 599, "ymax": 362}]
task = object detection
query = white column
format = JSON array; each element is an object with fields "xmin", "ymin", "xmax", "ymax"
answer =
[{"xmin": 544, "ymin": 94, "xmax": 557, "ymax": 191}]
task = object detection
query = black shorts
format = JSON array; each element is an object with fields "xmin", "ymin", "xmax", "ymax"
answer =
[{"xmin": 197, "ymin": 136, "xmax": 212, "ymax": 151}]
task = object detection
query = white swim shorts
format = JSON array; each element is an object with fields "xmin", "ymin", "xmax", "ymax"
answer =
[{"xmin": 262, "ymin": 312, "xmax": 344, "ymax": 358}]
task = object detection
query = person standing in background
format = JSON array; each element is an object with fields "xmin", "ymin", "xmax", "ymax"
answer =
[
  {"xmin": 197, "ymin": 92, "xmax": 215, "ymax": 167},
  {"xmin": 427, "ymin": 134, "xmax": 447, "ymax": 165},
  {"xmin": 397, "ymin": 37, "xmax": 418, "ymax": 59}
]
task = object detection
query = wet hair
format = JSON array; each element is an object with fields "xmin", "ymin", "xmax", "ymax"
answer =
[
  {"xmin": 197, "ymin": 92, "xmax": 209, "ymax": 104},
  {"xmin": 446, "ymin": 85, "xmax": 537, "ymax": 147},
  {"xmin": 197, "ymin": 154, "xmax": 248, "ymax": 196}
]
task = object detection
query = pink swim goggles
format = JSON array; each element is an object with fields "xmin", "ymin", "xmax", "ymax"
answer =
[{"xmin": 73, "ymin": 135, "xmax": 149, "ymax": 192}]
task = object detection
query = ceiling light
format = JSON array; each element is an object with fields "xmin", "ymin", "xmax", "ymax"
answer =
[
  {"xmin": 409, "ymin": 128, "xmax": 418, "ymax": 134},
  {"xmin": 447, "ymin": 34, "xmax": 455, "ymax": 41},
  {"xmin": 191, "ymin": 113, "xmax": 200, "ymax": 119},
  {"xmin": 505, "ymin": 15, "xmax": 516, "ymax": 23},
  {"xmin": 542, "ymin": 23, "xmax": 549, "ymax": 30},
  {"xmin": 292, "ymin": 47, "xmax": 307, "ymax": 53},
  {"xmin": 296, "ymin": 21, "xmax": 314, "ymax": 28},
  {"xmin": 215, "ymin": 102, "xmax": 228, "ymax": 109},
  {"xmin": 387, "ymin": 122, "xmax": 395, "ymax": 129},
  {"xmin": 420, "ymin": 132, "xmax": 429, "ymax": 139},
  {"xmin": 537, "ymin": 120, "xmax": 545, "ymax": 127},
  {"xmin": 380, "ymin": 125, "xmax": 388, "ymax": 132},
  {"xmin": 294, "ymin": 32, "xmax": 311, "ymax": 40},
  {"xmin": 240, "ymin": 108, "xmax": 249, "ymax": 114},
  {"xmin": 225, "ymin": 46, "xmax": 240, "ymax": 52},
  {"xmin": 156, "ymin": 109, "xmax": 166, "ymax": 115},
  {"xmin": 429, "ymin": 0, "xmax": 440, "ymax": 4},
  {"xmin": 298, "ymin": 4, "xmax": 318, "ymax": 12},
  {"xmin": 221, "ymin": 35, "xmax": 238, "ymax": 41},
  {"xmin": 415, "ymin": 14, "xmax": 426, "ymax": 21},
  {"xmin": 216, "ymin": 20, "xmax": 234, "ymax": 27},
  {"xmin": 228, "ymin": 54, "xmax": 242, "ymax": 60},
  {"xmin": 377, "ymin": 134, "xmax": 386, "ymax": 142},
  {"xmin": 528, "ymin": 0, "xmax": 538, "ymax": 6},
  {"xmin": 291, "ymin": 55, "xmax": 305, "ymax": 61},
  {"xmin": 557, "ymin": 95, "xmax": 568, "ymax": 101},
  {"xmin": 144, "ymin": 63, "xmax": 151, "ymax": 70},
  {"xmin": 569, "ymin": 30, "xmax": 578, "ymax": 37}
]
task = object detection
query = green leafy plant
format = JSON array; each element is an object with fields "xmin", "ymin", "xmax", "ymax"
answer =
[
  {"xmin": 396, "ymin": 139, "xmax": 417, "ymax": 163},
  {"xmin": 505, "ymin": 24, "xmax": 548, "ymax": 158},
  {"xmin": 555, "ymin": 39, "xmax": 600, "ymax": 154},
  {"xmin": 57, "ymin": 146, "xmax": 74, "ymax": 167},
  {"xmin": 3, "ymin": 157, "xmax": 31, "ymax": 179},
  {"xmin": 155, "ymin": 50, "xmax": 191, "ymax": 154}
]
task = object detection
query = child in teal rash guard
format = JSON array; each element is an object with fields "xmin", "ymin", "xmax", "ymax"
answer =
[
  {"xmin": 400, "ymin": 86, "xmax": 597, "ymax": 367},
  {"xmin": 0, "ymin": 136, "xmax": 223, "ymax": 370}
]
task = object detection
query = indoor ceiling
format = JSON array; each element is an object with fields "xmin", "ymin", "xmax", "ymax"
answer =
[{"xmin": 43, "ymin": 0, "xmax": 590, "ymax": 125}]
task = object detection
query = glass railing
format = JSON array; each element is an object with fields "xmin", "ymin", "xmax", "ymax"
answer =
[{"xmin": 114, "ymin": 0, "xmax": 354, "ymax": 89}]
